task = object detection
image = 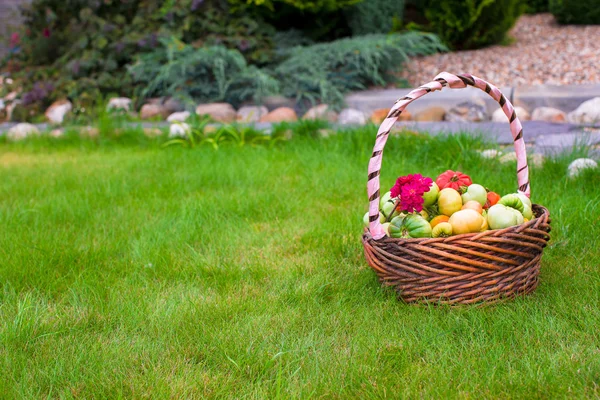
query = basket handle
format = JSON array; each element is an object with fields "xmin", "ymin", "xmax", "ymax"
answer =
[{"xmin": 367, "ymin": 72, "xmax": 530, "ymax": 240}]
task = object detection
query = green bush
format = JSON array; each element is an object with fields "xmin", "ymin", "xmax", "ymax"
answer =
[
  {"xmin": 273, "ymin": 32, "xmax": 446, "ymax": 106},
  {"xmin": 345, "ymin": 0, "xmax": 405, "ymax": 35},
  {"xmin": 525, "ymin": 0, "xmax": 549, "ymax": 13},
  {"xmin": 550, "ymin": 0, "xmax": 600, "ymax": 24},
  {"xmin": 128, "ymin": 38, "xmax": 279, "ymax": 106},
  {"xmin": 422, "ymin": 0, "xmax": 525, "ymax": 49},
  {"xmin": 229, "ymin": 0, "xmax": 360, "ymax": 13}
]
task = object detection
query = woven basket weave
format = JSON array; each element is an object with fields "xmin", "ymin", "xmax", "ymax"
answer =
[{"xmin": 362, "ymin": 72, "xmax": 551, "ymax": 305}]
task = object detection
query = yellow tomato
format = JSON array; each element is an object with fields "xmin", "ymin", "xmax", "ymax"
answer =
[
  {"xmin": 432, "ymin": 222, "xmax": 453, "ymax": 238},
  {"xmin": 461, "ymin": 200, "xmax": 483, "ymax": 214},
  {"xmin": 438, "ymin": 188, "xmax": 462, "ymax": 216},
  {"xmin": 448, "ymin": 209, "xmax": 484, "ymax": 235},
  {"xmin": 430, "ymin": 215, "xmax": 450, "ymax": 228}
]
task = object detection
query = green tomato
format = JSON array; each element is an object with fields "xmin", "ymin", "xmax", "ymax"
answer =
[
  {"xmin": 380, "ymin": 199, "xmax": 400, "ymax": 221},
  {"xmin": 389, "ymin": 214, "xmax": 432, "ymax": 239},
  {"xmin": 423, "ymin": 181, "xmax": 440, "ymax": 207},
  {"xmin": 498, "ymin": 194, "xmax": 524, "ymax": 213},
  {"xmin": 522, "ymin": 203, "xmax": 533, "ymax": 220},
  {"xmin": 461, "ymin": 184, "xmax": 487, "ymax": 206},
  {"xmin": 487, "ymin": 204, "xmax": 524, "ymax": 229},
  {"xmin": 516, "ymin": 193, "xmax": 532, "ymax": 209},
  {"xmin": 380, "ymin": 191, "xmax": 392, "ymax": 209}
]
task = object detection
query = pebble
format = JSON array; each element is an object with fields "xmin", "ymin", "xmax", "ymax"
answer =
[
  {"xmin": 568, "ymin": 158, "xmax": 598, "ymax": 178},
  {"xmin": 169, "ymin": 122, "xmax": 191, "ymax": 138},
  {"xmin": 7, "ymin": 123, "xmax": 40, "ymax": 140},
  {"xmin": 401, "ymin": 14, "xmax": 600, "ymax": 86},
  {"xmin": 338, "ymin": 108, "xmax": 367, "ymax": 125}
]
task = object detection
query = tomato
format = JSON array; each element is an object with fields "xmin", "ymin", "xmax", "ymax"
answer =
[
  {"xmin": 484, "ymin": 191, "xmax": 501, "ymax": 209},
  {"xmin": 487, "ymin": 204, "xmax": 524, "ymax": 229},
  {"xmin": 516, "ymin": 193, "xmax": 532, "ymax": 209},
  {"xmin": 432, "ymin": 222, "xmax": 453, "ymax": 238},
  {"xmin": 516, "ymin": 193, "xmax": 533, "ymax": 219},
  {"xmin": 382, "ymin": 222, "xmax": 391, "ymax": 236},
  {"xmin": 438, "ymin": 188, "xmax": 463, "ymax": 216},
  {"xmin": 461, "ymin": 200, "xmax": 483, "ymax": 214},
  {"xmin": 448, "ymin": 209, "xmax": 485, "ymax": 234},
  {"xmin": 363, "ymin": 212, "xmax": 385, "ymax": 228},
  {"xmin": 498, "ymin": 194, "xmax": 524, "ymax": 213},
  {"xmin": 423, "ymin": 181, "xmax": 440, "ymax": 207},
  {"xmin": 435, "ymin": 170, "xmax": 472, "ymax": 191},
  {"xmin": 389, "ymin": 214, "xmax": 432, "ymax": 239},
  {"xmin": 430, "ymin": 215, "xmax": 450, "ymax": 228},
  {"xmin": 480, "ymin": 216, "xmax": 489, "ymax": 231},
  {"xmin": 461, "ymin": 184, "xmax": 487, "ymax": 206}
]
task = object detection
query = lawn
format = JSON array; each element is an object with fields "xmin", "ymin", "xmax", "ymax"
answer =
[{"xmin": 1, "ymin": 127, "xmax": 599, "ymax": 398}]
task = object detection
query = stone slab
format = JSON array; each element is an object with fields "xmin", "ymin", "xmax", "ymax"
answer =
[{"xmin": 513, "ymin": 84, "xmax": 600, "ymax": 113}]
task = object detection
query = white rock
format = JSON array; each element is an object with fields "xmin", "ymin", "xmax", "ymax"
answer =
[
  {"xmin": 49, "ymin": 129, "xmax": 64, "ymax": 138},
  {"xmin": 107, "ymin": 97, "xmax": 132, "ymax": 112},
  {"xmin": 479, "ymin": 149, "xmax": 501, "ymax": 158},
  {"xmin": 499, "ymin": 152, "xmax": 517, "ymax": 163},
  {"xmin": 236, "ymin": 105, "xmax": 268, "ymax": 123},
  {"xmin": 169, "ymin": 122, "xmax": 191, "ymax": 138},
  {"xmin": 529, "ymin": 153, "xmax": 545, "ymax": 168},
  {"xmin": 568, "ymin": 98, "xmax": 600, "ymax": 124},
  {"xmin": 167, "ymin": 111, "xmax": 190, "ymax": 122},
  {"xmin": 303, "ymin": 104, "xmax": 338, "ymax": 122},
  {"xmin": 7, "ymin": 123, "xmax": 40, "ymax": 141},
  {"xmin": 338, "ymin": 108, "xmax": 367, "ymax": 125},
  {"xmin": 492, "ymin": 107, "xmax": 530, "ymax": 122},
  {"xmin": 45, "ymin": 100, "xmax": 72, "ymax": 124},
  {"xmin": 568, "ymin": 158, "xmax": 598, "ymax": 178},
  {"xmin": 5, "ymin": 91, "xmax": 18, "ymax": 101},
  {"xmin": 0, "ymin": 99, "xmax": 5, "ymax": 111},
  {"xmin": 531, "ymin": 107, "xmax": 567, "ymax": 123}
]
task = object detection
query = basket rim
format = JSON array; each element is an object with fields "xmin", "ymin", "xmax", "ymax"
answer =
[{"xmin": 363, "ymin": 204, "xmax": 550, "ymax": 244}]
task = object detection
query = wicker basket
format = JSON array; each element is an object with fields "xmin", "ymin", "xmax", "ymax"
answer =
[{"xmin": 362, "ymin": 72, "xmax": 551, "ymax": 305}]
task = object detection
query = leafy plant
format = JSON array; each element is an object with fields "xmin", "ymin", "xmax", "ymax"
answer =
[
  {"xmin": 229, "ymin": 0, "xmax": 361, "ymax": 13},
  {"xmin": 128, "ymin": 38, "xmax": 279, "ymax": 107},
  {"xmin": 345, "ymin": 0, "xmax": 405, "ymax": 35},
  {"xmin": 525, "ymin": 0, "xmax": 549, "ymax": 13},
  {"xmin": 421, "ymin": 0, "xmax": 525, "ymax": 50},
  {"xmin": 273, "ymin": 32, "xmax": 446, "ymax": 107},
  {"xmin": 550, "ymin": 0, "xmax": 600, "ymax": 24}
]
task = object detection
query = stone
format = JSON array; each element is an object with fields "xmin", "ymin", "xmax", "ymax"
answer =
[
  {"xmin": 479, "ymin": 149, "xmax": 501, "ymax": 159},
  {"xmin": 169, "ymin": 122, "xmax": 191, "ymax": 138},
  {"xmin": 259, "ymin": 107, "xmax": 298, "ymax": 123},
  {"xmin": 370, "ymin": 108, "xmax": 411, "ymax": 124},
  {"xmin": 204, "ymin": 125, "xmax": 218, "ymax": 135},
  {"xmin": 568, "ymin": 158, "xmax": 598, "ymax": 178},
  {"xmin": 531, "ymin": 107, "xmax": 567, "ymax": 123},
  {"xmin": 529, "ymin": 153, "xmax": 545, "ymax": 168},
  {"xmin": 317, "ymin": 129, "xmax": 336, "ymax": 138},
  {"xmin": 338, "ymin": 108, "xmax": 367, "ymax": 125},
  {"xmin": 499, "ymin": 152, "xmax": 517, "ymax": 163},
  {"xmin": 49, "ymin": 129, "xmax": 64, "ymax": 138},
  {"xmin": 143, "ymin": 127, "xmax": 163, "ymax": 138},
  {"xmin": 302, "ymin": 104, "xmax": 338, "ymax": 122},
  {"xmin": 140, "ymin": 104, "xmax": 169, "ymax": 120},
  {"xmin": 263, "ymin": 95, "xmax": 295, "ymax": 110},
  {"xmin": 167, "ymin": 111, "xmax": 190, "ymax": 123},
  {"xmin": 163, "ymin": 97, "xmax": 184, "ymax": 113},
  {"xmin": 492, "ymin": 106, "xmax": 530, "ymax": 123},
  {"xmin": 445, "ymin": 100, "xmax": 488, "ymax": 122},
  {"xmin": 567, "ymin": 98, "xmax": 600, "ymax": 124},
  {"xmin": 195, "ymin": 103, "xmax": 236, "ymax": 123},
  {"xmin": 45, "ymin": 99, "xmax": 72, "ymax": 124},
  {"xmin": 107, "ymin": 97, "xmax": 132, "ymax": 112},
  {"xmin": 7, "ymin": 123, "xmax": 40, "ymax": 141},
  {"xmin": 4, "ymin": 91, "xmax": 18, "ymax": 102},
  {"xmin": 80, "ymin": 126, "xmax": 99, "ymax": 138},
  {"xmin": 414, "ymin": 107, "xmax": 446, "ymax": 122},
  {"xmin": 237, "ymin": 105, "xmax": 268, "ymax": 123}
]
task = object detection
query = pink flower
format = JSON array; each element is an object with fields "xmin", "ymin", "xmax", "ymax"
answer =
[
  {"xmin": 390, "ymin": 174, "xmax": 433, "ymax": 213},
  {"xmin": 10, "ymin": 33, "xmax": 20, "ymax": 47},
  {"xmin": 43, "ymin": 27, "xmax": 51, "ymax": 38}
]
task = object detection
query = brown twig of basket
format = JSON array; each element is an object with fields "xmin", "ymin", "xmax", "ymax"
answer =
[
  {"xmin": 362, "ymin": 205, "xmax": 551, "ymax": 305},
  {"xmin": 362, "ymin": 72, "xmax": 551, "ymax": 305}
]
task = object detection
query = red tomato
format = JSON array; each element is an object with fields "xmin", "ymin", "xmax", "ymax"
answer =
[
  {"xmin": 484, "ymin": 191, "xmax": 501, "ymax": 209},
  {"xmin": 435, "ymin": 170, "xmax": 472, "ymax": 191}
]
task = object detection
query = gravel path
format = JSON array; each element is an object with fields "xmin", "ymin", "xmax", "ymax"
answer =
[{"xmin": 401, "ymin": 14, "xmax": 600, "ymax": 87}]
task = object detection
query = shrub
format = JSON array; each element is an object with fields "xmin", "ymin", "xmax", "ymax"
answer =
[
  {"xmin": 550, "ymin": 0, "xmax": 600, "ymax": 24},
  {"xmin": 525, "ymin": 0, "xmax": 549, "ymax": 13},
  {"xmin": 128, "ymin": 38, "xmax": 279, "ymax": 106},
  {"xmin": 422, "ymin": 0, "xmax": 525, "ymax": 49},
  {"xmin": 345, "ymin": 0, "xmax": 405, "ymax": 35},
  {"xmin": 273, "ymin": 32, "xmax": 446, "ymax": 106},
  {"xmin": 229, "ymin": 0, "xmax": 360, "ymax": 13}
]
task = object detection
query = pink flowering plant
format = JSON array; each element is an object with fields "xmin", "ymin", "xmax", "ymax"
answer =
[{"xmin": 390, "ymin": 174, "xmax": 433, "ymax": 213}]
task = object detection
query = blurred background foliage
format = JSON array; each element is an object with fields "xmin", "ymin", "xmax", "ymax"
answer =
[{"xmin": 2, "ymin": 0, "xmax": 590, "ymax": 115}]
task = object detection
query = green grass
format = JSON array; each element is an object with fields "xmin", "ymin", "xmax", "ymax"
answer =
[{"xmin": 1, "ymin": 128, "xmax": 599, "ymax": 398}]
